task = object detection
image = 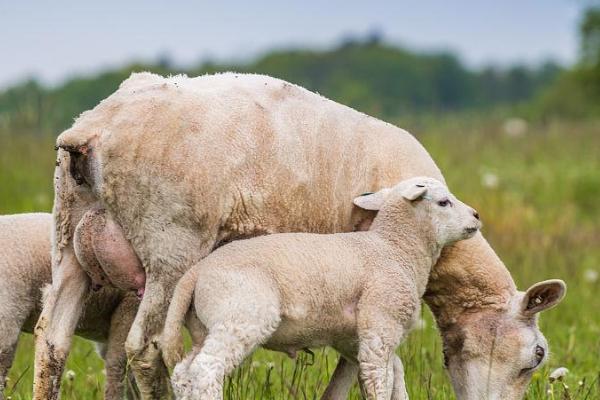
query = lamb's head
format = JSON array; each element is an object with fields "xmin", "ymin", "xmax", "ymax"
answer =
[
  {"xmin": 442, "ymin": 279, "xmax": 566, "ymax": 400},
  {"xmin": 353, "ymin": 176, "xmax": 481, "ymax": 248}
]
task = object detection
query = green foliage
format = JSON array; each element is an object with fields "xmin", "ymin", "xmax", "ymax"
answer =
[
  {"xmin": 2, "ymin": 117, "xmax": 599, "ymax": 399},
  {"xmin": 0, "ymin": 40, "xmax": 560, "ymax": 137},
  {"xmin": 531, "ymin": 6, "xmax": 600, "ymax": 119},
  {"xmin": 581, "ymin": 7, "xmax": 600, "ymax": 67}
]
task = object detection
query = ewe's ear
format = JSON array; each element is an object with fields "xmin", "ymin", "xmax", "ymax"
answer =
[
  {"xmin": 401, "ymin": 184, "xmax": 428, "ymax": 201},
  {"xmin": 353, "ymin": 188, "xmax": 391, "ymax": 211},
  {"xmin": 521, "ymin": 279, "xmax": 566, "ymax": 316}
]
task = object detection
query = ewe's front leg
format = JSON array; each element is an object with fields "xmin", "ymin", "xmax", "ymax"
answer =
[
  {"xmin": 33, "ymin": 250, "xmax": 89, "ymax": 400},
  {"xmin": 321, "ymin": 356, "xmax": 359, "ymax": 400}
]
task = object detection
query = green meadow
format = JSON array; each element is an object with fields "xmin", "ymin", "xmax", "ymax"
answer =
[{"xmin": 1, "ymin": 116, "xmax": 598, "ymax": 399}]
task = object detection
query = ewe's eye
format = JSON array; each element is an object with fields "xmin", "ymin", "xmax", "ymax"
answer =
[
  {"xmin": 534, "ymin": 345, "xmax": 545, "ymax": 364},
  {"xmin": 437, "ymin": 199, "xmax": 452, "ymax": 207}
]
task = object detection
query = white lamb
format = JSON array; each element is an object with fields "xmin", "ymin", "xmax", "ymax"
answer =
[{"xmin": 162, "ymin": 177, "xmax": 482, "ymax": 400}]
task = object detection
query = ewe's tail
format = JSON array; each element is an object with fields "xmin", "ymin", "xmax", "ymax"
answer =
[{"xmin": 161, "ymin": 264, "xmax": 202, "ymax": 369}]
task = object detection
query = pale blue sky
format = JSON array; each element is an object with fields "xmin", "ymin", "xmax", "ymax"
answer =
[{"xmin": 0, "ymin": 0, "xmax": 585, "ymax": 89}]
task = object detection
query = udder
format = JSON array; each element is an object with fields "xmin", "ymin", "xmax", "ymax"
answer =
[{"xmin": 74, "ymin": 208, "xmax": 146, "ymax": 298}]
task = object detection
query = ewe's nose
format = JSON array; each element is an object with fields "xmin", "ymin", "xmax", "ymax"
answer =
[{"xmin": 472, "ymin": 209, "xmax": 480, "ymax": 220}]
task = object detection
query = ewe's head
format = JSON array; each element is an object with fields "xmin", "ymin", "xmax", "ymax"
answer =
[
  {"xmin": 442, "ymin": 279, "xmax": 566, "ymax": 400},
  {"xmin": 353, "ymin": 176, "xmax": 481, "ymax": 248}
]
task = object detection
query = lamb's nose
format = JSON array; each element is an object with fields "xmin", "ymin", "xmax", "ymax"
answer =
[{"xmin": 473, "ymin": 210, "xmax": 480, "ymax": 220}]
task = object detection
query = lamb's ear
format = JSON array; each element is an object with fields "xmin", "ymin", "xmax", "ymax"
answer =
[
  {"xmin": 353, "ymin": 188, "xmax": 391, "ymax": 211},
  {"xmin": 401, "ymin": 184, "xmax": 428, "ymax": 201},
  {"xmin": 521, "ymin": 279, "xmax": 566, "ymax": 316}
]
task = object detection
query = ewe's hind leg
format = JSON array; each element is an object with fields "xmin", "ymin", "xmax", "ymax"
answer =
[
  {"xmin": 104, "ymin": 295, "xmax": 139, "ymax": 400},
  {"xmin": 33, "ymin": 250, "xmax": 89, "ymax": 400},
  {"xmin": 126, "ymin": 239, "xmax": 216, "ymax": 399},
  {"xmin": 125, "ymin": 276, "xmax": 176, "ymax": 399}
]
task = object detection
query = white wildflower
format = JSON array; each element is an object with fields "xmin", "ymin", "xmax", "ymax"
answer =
[
  {"xmin": 549, "ymin": 367, "xmax": 568, "ymax": 382},
  {"xmin": 584, "ymin": 269, "xmax": 598, "ymax": 283},
  {"xmin": 503, "ymin": 117, "xmax": 528, "ymax": 137},
  {"xmin": 66, "ymin": 370, "xmax": 76, "ymax": 381},
  {"xmin": 481, "ymin": 172, "xmax": 499, "ymax": 189},
  {"xmin": 414, "ymin": 318, "xmax": 427, "ymax": 330}
]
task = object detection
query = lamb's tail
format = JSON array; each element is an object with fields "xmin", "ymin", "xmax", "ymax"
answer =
[{"xmin": 161, "ymin": 263, "xmax": 202, "ymax": 369}]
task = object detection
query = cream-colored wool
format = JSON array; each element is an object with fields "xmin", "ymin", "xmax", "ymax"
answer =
[
  {"xmin": 0, "ymin": 213, "xmax": 138, "ymax": 400},
  {"xmin": 36, "ymin": 72, "xmax": 566, "ymax": 400},
  {"xmin": 164, "ymin": 177, "xmax": 481, "ymax": 400}
]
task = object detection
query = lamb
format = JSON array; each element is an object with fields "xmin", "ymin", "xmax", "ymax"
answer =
[
  {"xmin": 0, "ymin": 213, "xmax": 138, "ymax": 400},
  {"xmin": 36, "ymin": 72, "xmax": 566, "ymax": 400},
  {"xmin": 163, "ymin": 177, "xmax": 482, "ymax": 399}
]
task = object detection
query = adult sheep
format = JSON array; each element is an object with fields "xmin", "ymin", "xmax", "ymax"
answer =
[{"xmin": 34, "ymin": 72, "xmax": 566, "ymax": 400}]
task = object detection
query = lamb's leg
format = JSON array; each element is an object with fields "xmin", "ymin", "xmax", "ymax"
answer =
[
  {"xmin": 321, "ymin": 355, "xmax": 403, "ymax": 400},
  {"xmin": 33, "ymin": 250, "xmax": 89, "ymax": 400},
  {"xmin": 321, "ymin": 356, "xmax": 359, "ymax": 400},
  {"xmin": 391, "ymin": 355, "xmax": 408, "ymax": 400},
  {"xmin": 0, "ymin": 318, "xmax": 25, "ymax": 400},
  {"xmin": 0, "ymin": 291, "xmax": 32, "ymax": 400},
  {"xmin": 172, "ymin": 278, "xmax": 280, "ymax": 400},
  {"xmin": 104, "ymin": 295, "xmax": 139, "ymax": 400},
  {"xmin": 357, "ymin": 333, "xmax": 395, "ymax": 400},
  {"xmin": 0, "ymin": 346, "xmax": 15, "ymax": 400},
  {"xmin": 174, "ymin": 318, "xmax": 279, "ymax": 400}
]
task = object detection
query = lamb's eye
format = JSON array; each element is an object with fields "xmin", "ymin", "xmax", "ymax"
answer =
[{"xmin": 437, "ymin": 199, "xmax": 451, "ymax": 207}]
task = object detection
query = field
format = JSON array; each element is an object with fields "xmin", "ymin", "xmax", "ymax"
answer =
[{"xmin": 1, "ymin": 116, "xmax": 599, "ymax": 399}]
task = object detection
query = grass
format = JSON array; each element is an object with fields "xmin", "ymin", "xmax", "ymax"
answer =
[{"xmin": 1, "ymin": 117, "xmax": 599, "ymax": 399}]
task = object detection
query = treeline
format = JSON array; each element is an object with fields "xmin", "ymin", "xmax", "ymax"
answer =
[
  {"xmin": 534, "ymin": 7, "xmax": 600, "ymax": 119},
  {"xmin": 0, "ymin": 36, "xmax": 562, "ymax": 136}
]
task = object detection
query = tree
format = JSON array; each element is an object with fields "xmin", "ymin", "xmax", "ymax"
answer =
[{"xmin": 580, "ymin": 7, "xmax": 600, "ymax": 67}]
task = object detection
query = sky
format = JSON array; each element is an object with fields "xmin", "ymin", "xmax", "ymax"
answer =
[{"xmin": 0, "ymin": 0, "xmax": 585, "ymax": 89}]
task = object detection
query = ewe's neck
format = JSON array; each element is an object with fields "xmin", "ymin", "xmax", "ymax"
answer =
[
  {"xmin": 370, "ymin": 205, "xmax": 441, "ymax": 294},
  {"xmin": 423, "ymin": 233, "xmax": 517, "ymax": 330}
]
